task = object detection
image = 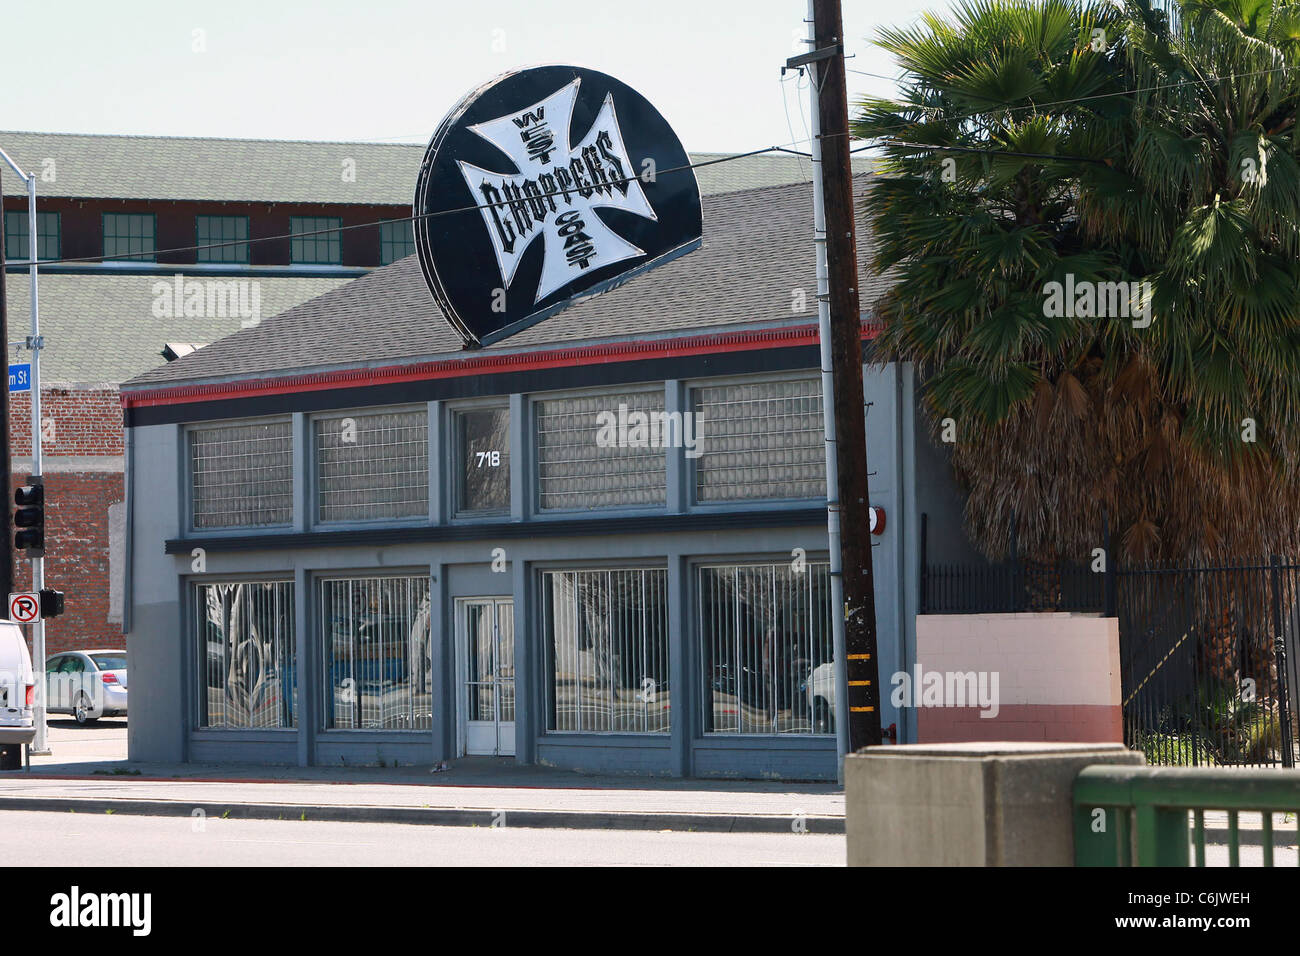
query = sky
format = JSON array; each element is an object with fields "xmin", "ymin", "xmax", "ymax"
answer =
[{"xmin": 1, "ymin": 0, "xmax": 956, "ymax": 153}]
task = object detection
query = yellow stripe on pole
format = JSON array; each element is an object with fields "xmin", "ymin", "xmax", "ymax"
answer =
[
  {"xmin": 848, "ymin": 680, "xmax": 871, "ymax": 686},
  {"xmin": 847, "ymin": 653, "xmax": 871, "ymax": 660},
  {"xmin": 850, "ymin": 706, "xmax": 876, "ymax": 713}
]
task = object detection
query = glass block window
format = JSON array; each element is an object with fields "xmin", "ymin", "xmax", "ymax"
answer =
[
  {"xmin": 102, "ymin": 212, "xmax": 156, "ymax": 261},
  {"xmin": 320, "ymin": 576, "xmax": 432, "ymax": 730},
  {"xmin": 191, "ymin": 420, "xmax": 293, "ymax": 529},
  {"xmin": 196, "ymin": 580, "xmax": 296, "ymax": 729},
  {"xmin": 699, "ymin": 561, "xmax": 834, "ymax": 735},
  {"xmin": 535, "ymin": 390, "xmax": 666, "ymax": 510},
  {"xmin": 196, "ymin": 215, "xmax": 250, "ymax": 263},
  {"xmin": 316, "ymin": 409, "xmax": 428, "ymax": 522},
  {"xmin": 4, "ymin": 211, "xmax": 60, "ymax": 262},
  {"xmin": 455, "ymin": 406, "xmax": 510, "ymax": 515},
  {"xmin": 693, "ymin": 378, "xmax": 826, "ymax": 501},
  {"xmin": 542, "ymin": 568, "xmax": 669, "ymax": 733},
  {"xmin": 290, "ymin": 216, "xmax": 342, "ymax": 264},
  {"xmin": 380, "ymin": 220, "xmax": 415, "ymax": 264}
]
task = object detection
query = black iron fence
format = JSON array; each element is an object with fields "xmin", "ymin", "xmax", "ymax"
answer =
[{"xmin": 920, "ymin": 533, "xmax": 1300, "ymax": 768}]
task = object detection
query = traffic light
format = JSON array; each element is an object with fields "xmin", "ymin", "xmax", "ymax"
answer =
[
  {"xmin": 14, "ymin": 483, "xmax": 44, "ymax": 557},
  {"xmin": 38, "ymin": 589, "xmax": 64, "ymax": 619}
]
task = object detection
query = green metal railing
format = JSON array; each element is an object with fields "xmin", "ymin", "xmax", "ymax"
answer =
[{"xmin": 1075, "ymin": 765, "xmax": 1300, "ymax": 866}]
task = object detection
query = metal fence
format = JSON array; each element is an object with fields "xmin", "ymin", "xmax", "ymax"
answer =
[{"xmin": 920, "ymin": 522, "xmax": 1300, "ymax": 767}]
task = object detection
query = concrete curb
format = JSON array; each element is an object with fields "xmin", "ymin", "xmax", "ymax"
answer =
[{"xmin": 0, "ymin": 795, "xmax": 845, "ymax": 834}]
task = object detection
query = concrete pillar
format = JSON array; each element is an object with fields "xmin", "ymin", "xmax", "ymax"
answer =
[{"xmin": 846, "ymin": 742, "xmax": 1145, "ymax": 866}]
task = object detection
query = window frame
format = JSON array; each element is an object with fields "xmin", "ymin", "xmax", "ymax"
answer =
[
  {"xmin": 447, "ymin": 399, "xmax": 512, "ymax": 520},
  {"xmin": 686, "ymin": 370, "xmax": 828, "ymax": 509},
  {"xmin": 190, "ymin": 576, "xmax": 298, "ymax": 731},
  {"xmin": 693, "ymin": 555, "xmax": 836, "ymax": 739},
  {"xmin": 309, "ymin": 404, "xmax": 431, "ymax": 528},
  {"xmin": 378, "ymin": 219, "xmax": 415, "ymax": 265},
  {"xmin": 315, "ymin": 570, "xmax": 434, "ymax": 734},
  {"xmin": 537, "ymin": 562, "xmax": 672, "ymax": 736},
  {"xmin": 195, "ymin": 214, "xmax": 251, "ymax": 264},
  {"xmin": 185, "ymin": 415, "xmax": 295, "ymax": 534},
  {"xmin": 4, "ymin": 210, "xmax": 60, "ymax": 262},
  {"xmin": 289, "ymin": 215, "xmax": 343, "ymax": 265},
  {"xmin": 529, "ymin": 383, "xmax": 670, "ymax": 516},
  {"xmin": 101, "ymin": 211, "xmax": 157, "ymax": 262}
]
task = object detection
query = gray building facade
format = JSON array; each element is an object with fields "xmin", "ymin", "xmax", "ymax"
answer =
[{"xmin": 120, "ymin": 178, "xmax": 966, "ymax": 780}]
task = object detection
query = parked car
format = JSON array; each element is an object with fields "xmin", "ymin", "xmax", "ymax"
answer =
[
  {"xmin": 802, "ymin": 662, "xmax": 835, "ymax": 734},
  {"xmin": 0, "ymin": 619, "xmax": 36, "ymax": 769},
  {"xmin": 45, "ymin": 650, "xmax": 128, "ymax": 724}
]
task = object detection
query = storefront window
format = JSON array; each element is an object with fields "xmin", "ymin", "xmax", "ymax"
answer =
[
  {"xmin": 699, "ymin": 561, "xmax": 834, "ymax": 734},
  {"xmin": 454, "ymin": 406, "xmax": 510, "ymax": 515},
  {"xmin": 535, "ymin": 391, "xmax": 667, "ymax": 510},
  {"xmin": 196, "ymin": 581, "xmax": 296, "ymax": 729},
  {"xmin": 320, "ymin": 576, "xmax": 432, "ymax": 730},
  {"xmin": 315, "ymin": 408, "xmax": 429, "ymax": 522},
  {"xmin": 693, "ymin": 377, "xmax": 825, "ymax": 501},
  {"xmin": 542, "ymin": 568, "xmax": 669, "ymax": 733},
  {"xmin": 191, "ymin": 420, "xmax": 293, "ymax": 529}
]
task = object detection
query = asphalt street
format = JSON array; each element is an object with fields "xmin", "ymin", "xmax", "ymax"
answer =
[{"xmin": 5, "ymin": 810, "xmax": 844, "ymax": 866}]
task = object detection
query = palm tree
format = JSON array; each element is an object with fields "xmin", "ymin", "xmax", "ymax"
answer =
[
  {"xmin": 856, "ymin": 0, "xmax": 1300, "ymax": 736},
  {"xmin": 856, "ymin": 0, "xmax": 1300, "ymax": 565}
]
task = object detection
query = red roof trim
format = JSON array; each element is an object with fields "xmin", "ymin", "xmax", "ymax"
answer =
[{"xmin": 122, "ymin": 321, "xmax": 883, "ymax": 409}]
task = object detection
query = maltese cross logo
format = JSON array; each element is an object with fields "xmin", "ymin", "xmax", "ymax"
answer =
[{"xmin": 458, "ymin": 78, "xmax": 659, "ymax": 305}]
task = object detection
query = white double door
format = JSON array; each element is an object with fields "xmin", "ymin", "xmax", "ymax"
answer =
[{"xmin": 457, "ymin": 598, "xmax": 515, "ymax": 757}]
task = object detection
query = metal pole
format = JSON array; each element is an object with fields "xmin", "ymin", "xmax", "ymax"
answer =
[
  {"xmin": 26, "ymin": 173, "xmax": 48, "ymax": 755},
  {"xmin": 0, "ymin": 169, "xmax": 13, "ymax": 608},
  {"xmin": 803, "ymin": 1, "xmax": 850, "ymax": 772}
]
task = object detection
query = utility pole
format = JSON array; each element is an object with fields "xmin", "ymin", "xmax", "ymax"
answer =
[
  {"xmin": 0, "ymin": 170, "xmax": 12, "ymax": 605},
  {"xmin": 0, "ymin": 145, "xmax": 49, "ymax": 755},
  {"xmin": 791, "ymin": 0, "xmax": 882, "ymax": 758}
]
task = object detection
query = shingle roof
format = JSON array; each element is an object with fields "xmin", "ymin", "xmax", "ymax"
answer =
[
  {"xmin": 0, "ymin": 131, "xmax": 869, "ymax": 205},
  {"xmin": 4, "ymin": 272, "xmax": 348, "ymax": 385},
  {"xmin": 124, "ymin": 174, "xmax": 887, "ymax": 389}
]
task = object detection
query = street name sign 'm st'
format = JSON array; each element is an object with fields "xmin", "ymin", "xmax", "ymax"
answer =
[{"xmin": 414, "ymin": 65, "xmax": 703, "ymax": 347}]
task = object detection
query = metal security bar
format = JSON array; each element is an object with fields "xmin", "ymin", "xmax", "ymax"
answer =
[
  {"xmin": 191, "ymin": 420, "xmax": 294, "ymax": 528},
  {"xmin": 196, "ymin": 580, "xmax": 296, "ymax": 728},
  {"xmin": 699, "ymin": 561, "xmax": 834, "ymax": 735},
  {"xmin": 315, "ymin": 409, "xmax": 429, "ymax": 522},
  {"xmin": 542, "ymin": 568, "xmax": 669, "ymax": 732},
  {"xmin": 693, "ymin": 378, "xmax": 826, "ymax": 502},
  {"xmin": 1075, "ymin": 765, "xmax": 1300, "ymax": 866},
  {"xmin": 535, "ymin": 391, "xmax": 667, "ymax": 510},
  {"xmin": 320, "ymin": 576, "xmax": 432, "ymax": 730}
]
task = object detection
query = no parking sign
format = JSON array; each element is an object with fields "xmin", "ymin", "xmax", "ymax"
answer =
[{"xmin": 8, "ymin": 592, "xmax": 40, "ymax": 623}]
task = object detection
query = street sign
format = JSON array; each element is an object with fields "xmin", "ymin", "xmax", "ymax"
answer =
[
  {"xmin": 414, "ymin": 65, "xmax": 703, "ymax": 347},
  {"xmin": 8, "ymin": 363, "xmax": 30, "ymax": 392},
  {"xmin": 8, "ymin": 592, "xmax": 40, "ymax": 623}
]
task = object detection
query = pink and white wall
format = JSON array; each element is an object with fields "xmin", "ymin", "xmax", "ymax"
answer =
[{"xmin": 912, "ymin": 612, "xmax": 1123, "ymax": 744}]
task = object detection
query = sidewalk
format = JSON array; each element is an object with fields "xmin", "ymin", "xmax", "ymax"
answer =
[{"xmin": 0, "ymin": 720, "xmax": 844, "ymax": 833}]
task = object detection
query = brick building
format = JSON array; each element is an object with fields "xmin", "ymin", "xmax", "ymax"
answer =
[{"xmin": 2, "ymin": 130, "xmax": 847, "ymax": 656}]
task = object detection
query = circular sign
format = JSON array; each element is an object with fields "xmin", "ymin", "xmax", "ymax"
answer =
[
  {"xmin": 414, "ymin": 65, "xmax": 703, "ymax": 347},
  {"xmin": 9, "ymin": 593, "xmax": 39, "ymax": 623}
]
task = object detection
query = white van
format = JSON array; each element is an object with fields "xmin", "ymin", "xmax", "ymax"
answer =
[{"xmin": 0, "ymin": 619, "xmax": 36, "ymax": 770}]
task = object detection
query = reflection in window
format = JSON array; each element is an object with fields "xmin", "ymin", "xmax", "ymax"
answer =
[
  {"xmin": 699, "ymin": 562, "xmax": 834, "ymax": 735},
  {"xmin": 542, "ymin": 568, "xmax": 669, "ymax": 733},
  {"xmin": 455, "ymin": 407, "xmax": 510, "ymax": 514},
  {"xmin": 196, "ymin": 581, "xmax": 296, "ymax": 729},
  {"xmin": 320, "ymin": 576, "xmax": 432, "ymax": 730}
]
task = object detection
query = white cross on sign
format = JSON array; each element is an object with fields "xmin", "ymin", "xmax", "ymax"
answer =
[
  {"xmin": 457, "ymin": 77, "xmax": 658, "ymax": 305},
  {"xmin": 8, "ymin": 592, "xmax": 40, "ymax": 623}
]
